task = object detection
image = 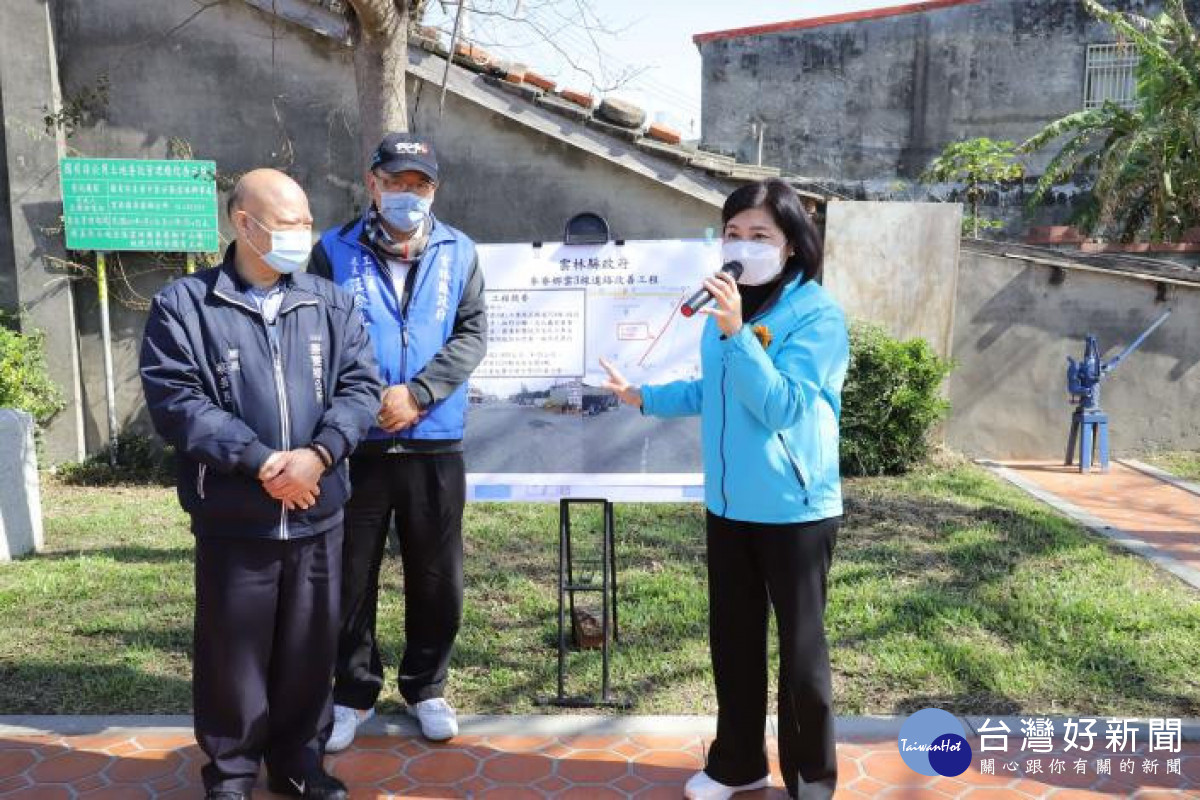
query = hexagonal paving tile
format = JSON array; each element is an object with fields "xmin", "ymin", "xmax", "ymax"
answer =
[{"xmin": 0, "ymin": 727, "xmax": 1191, "ymax": 798}]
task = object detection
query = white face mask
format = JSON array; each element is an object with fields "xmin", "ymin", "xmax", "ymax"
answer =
[
  {"xmin": 244, "ymin": 213, "xmax": 311, "ymax": 274},
  {"xmin": 721, "ymin": 240, "xmax": 785, "ymax": 286}
]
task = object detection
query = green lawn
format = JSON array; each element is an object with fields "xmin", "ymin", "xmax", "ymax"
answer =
[
  {"xmin": 2, "ymin": 463, "xmax": 1198, "ymax": 717},
  {"xmin": 1142, "ymin": 450, "xmax": 1200, "ymax": 482}
]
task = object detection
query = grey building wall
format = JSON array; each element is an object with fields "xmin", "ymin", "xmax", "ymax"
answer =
[
  {"xmin": 0, "ymin": 0, "xmax": 86, "ymax": 462},
  {"xmin": 945, "ymin": 243, "xmax": 1199, "ymax": 459},
  {"xmin": 48, "ymin": 0, "xmax": 365, "ymax": 453},
  {"xmin": 698, "ymin": 0, "xmax": 1190, "ymax": 182},
  {"xmin": 29, "ymin": 0, "xmax": 728, "ymax": 457},
  {"xmin": 51, "ymin": 0, "xmax": 364, "ymax": 231}
]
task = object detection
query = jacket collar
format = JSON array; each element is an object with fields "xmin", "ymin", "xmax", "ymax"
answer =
[
  {"xmin": 747, "ymin": 271, "xmax": 815, "ymax": 324},
  {"xmin": 212, "ymin": 241, "xmax": 317, "ymax": 316}
]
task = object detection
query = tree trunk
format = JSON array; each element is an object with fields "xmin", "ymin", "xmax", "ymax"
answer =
[{"xmin": 347, "ymin": 0, "xmax": 411, "ymax": 168}]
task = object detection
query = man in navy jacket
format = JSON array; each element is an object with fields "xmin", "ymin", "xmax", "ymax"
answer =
[
  {"xmin": 140, "ymin": 168, "xmax": 381, "ymax": 800},
  {"xmin": 308, "ymin": 134, "xmax": 486, "ymax": 749}
]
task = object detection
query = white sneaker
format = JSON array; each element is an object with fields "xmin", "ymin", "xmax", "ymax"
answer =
[
  {"xmin": 407, "ymin": 697, "xmax": 459, "ymax": 741},
  {"xmin": 326, "ymin": 704, "xmax": 374, "ymax": 753},
  {"xmin": 684, "ymin": 770, "xmax": 770, "ymax": 800}
]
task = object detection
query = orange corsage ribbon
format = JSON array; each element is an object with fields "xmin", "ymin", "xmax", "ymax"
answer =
[{"xmin": 753, "ymin": 324, "xmax": 773, "ymax": 349}]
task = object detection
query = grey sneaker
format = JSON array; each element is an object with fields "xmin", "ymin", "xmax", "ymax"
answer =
[
  {"xmin": 407, "ymin": 697, "xmax": 459, "ymax": 741},
  {"xmin": 325, "ymin": 704, "xmax": 373, "ymax": 753}
]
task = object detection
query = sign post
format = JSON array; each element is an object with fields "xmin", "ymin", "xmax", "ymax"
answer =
[
  {"xmin": 60, "ymin": 157, "xmax": 219, "ymax": 457},
  {"xmin": 94, "ymin": 252, "xmax": 118, "ymax": 466}
]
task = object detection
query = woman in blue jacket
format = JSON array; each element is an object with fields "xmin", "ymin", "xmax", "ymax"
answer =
[{"xmin": 601, "ymin": 179, "xmax": 848, "ymax": 800}]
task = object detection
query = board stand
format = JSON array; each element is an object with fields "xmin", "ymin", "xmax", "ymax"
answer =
[{"xmin": 538, "ymin": 497, "xmax": 630, "ymax": 708}]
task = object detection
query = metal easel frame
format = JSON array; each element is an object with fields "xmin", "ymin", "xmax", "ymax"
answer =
[
  {"xmin": 543, "ymin": 497, "xmax": 627, "ymax": 707},
  {"xmin": 539, "ymin": 213, "xmax": 629, "ymax": 708}
]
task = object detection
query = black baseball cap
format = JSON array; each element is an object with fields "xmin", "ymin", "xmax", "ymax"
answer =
[{"xmin": 370, "ymin": 133, "xmax": 439, "ymax": 181}]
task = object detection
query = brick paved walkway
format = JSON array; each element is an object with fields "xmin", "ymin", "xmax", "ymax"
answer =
[
  {"xmin": 2, "ymin": 723, "xmax": 1199, "ymax": 798},
  {"xmin": 7, "ymin": 463, "xmax": 1200, "ymax": 797},
  {"xmin": 992, "ymin": 461, "xmax": 1200, "ymax": 589}
]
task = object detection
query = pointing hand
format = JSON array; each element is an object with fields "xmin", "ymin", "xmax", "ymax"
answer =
[{"xmin": 599, "ymin": 357, "xmax": 643, "ymax": 409}]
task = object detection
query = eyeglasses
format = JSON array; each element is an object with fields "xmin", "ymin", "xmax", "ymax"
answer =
[{"xmin": 372, "ymin": 171, "xmax": 436, "ymax": 195}]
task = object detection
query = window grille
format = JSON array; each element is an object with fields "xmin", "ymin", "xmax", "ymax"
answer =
[{"xmin": 1084, "ymin": 43, "xmax": 1139, "ymax": 110}]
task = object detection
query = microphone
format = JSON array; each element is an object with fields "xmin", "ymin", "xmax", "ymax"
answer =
[{"xmin": 680, "ymin": 261, "xmax": 744, "ymax": 318}]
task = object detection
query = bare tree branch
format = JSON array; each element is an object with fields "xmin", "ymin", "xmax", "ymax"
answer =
[
  {"xmin": 111, "ymin": 0, "xmax": 228, "ymax": 65},
  {"xmin": 426, "ymin": 0, "xmax": 649, "ymax": 94},
  {"xmin": 157, "ymin": 0, "xmax": 228, "ymax": 41}
]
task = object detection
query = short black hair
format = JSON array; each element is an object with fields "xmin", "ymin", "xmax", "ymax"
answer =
[{"xmin": 721, "ymin": 179, "xmax": 823, "ymax": 285}]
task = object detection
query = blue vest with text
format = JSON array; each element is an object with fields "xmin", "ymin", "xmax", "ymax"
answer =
[{"xmin": 320, "ymin": 215, "xmax": 474, "ymax": 441}]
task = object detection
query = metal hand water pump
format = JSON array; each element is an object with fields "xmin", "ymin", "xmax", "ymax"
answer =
[{"xmin": 1065, "ymin": 310, "xmax": 1170, "ymax": 472}]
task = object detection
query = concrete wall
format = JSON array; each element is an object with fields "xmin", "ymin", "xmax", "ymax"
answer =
[
  {"xmin": 699, "ymin": 0, "xmax": 1191, "ymax": 182},
  {"xmin": 945, "ymin": 244, "xmax": 1200, "ymax": 459},
  {"xmin": 823, "ymin": 201, "xmax": 962, "ymax": 358},
  {"xmin": 0, "ymin": 0, "xmax": 86, "ymax": 462},
  {"xmin": 50, "ymin": 0, "xmax": 364, "ymax": 450},
  {"xmin": 21, "ymin": 0, "xmax": 725, "ymax": 458}
]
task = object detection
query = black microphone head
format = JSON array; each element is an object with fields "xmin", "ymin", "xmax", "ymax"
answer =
[{"xmin": 721, "ymin": 260, "xmax": 744, "ymax": 280}]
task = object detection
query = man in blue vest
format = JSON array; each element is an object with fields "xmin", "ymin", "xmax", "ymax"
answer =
[{"xmin": 308, "ymin": 133, "xmax": 487, "ymax": 749}]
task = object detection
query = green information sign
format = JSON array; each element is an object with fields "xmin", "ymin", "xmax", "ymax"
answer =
[{"xmin": 60, "ymin": 158, "xmax": 219, "ymax": 253}]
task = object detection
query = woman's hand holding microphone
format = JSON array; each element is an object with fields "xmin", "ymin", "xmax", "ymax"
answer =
[{"xmin": 699, "ymin": 270, "xmax": 744, "ymax": 338}]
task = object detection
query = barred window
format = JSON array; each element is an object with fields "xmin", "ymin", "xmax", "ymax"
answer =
[{"xmin": 1084, "ymin": 43, "xmax": 1139, "ymax": 110}]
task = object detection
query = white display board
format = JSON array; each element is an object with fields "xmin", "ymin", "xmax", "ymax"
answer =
[{"xmin": 465, "ymin": 240, "xmax": 714, "ymax": 502}]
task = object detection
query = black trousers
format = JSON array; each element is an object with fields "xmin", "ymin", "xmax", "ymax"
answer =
[
  {"xmin": 193, "ymin": 526, "xmax": 342, "ymax": 793},
  {"xmin": 334, "ymin": 451, "xmax": 465, "ymax": 709},
  {"xmin": 703, "ymin": 512, "xmax": 839, "ymax": 800}
]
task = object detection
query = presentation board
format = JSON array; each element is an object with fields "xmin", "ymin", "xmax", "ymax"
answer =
[{"xmin": 465, "ymin": 239, "xmax": 716, "ymax": 502}]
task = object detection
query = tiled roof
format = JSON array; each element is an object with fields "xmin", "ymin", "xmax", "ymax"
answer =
[
  {"xmin": 408, "ymin": 28, "xmax": 811, "ymax": 193},
  {"xmin": 692, "ymin": 0, "xmax": 983, "ymax": 46},
  {"xmin": 236, "ymin": 1, "xmax": 823, "ymax": 202},
  {"xmin": 404, "ymin": 39, "xmax": 815, "ymax": 209}
]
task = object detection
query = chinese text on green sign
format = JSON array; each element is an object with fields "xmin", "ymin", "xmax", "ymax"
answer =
[{"xmin": 60, "ymin": 158, "xmax": 219, "ymax": 253}]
